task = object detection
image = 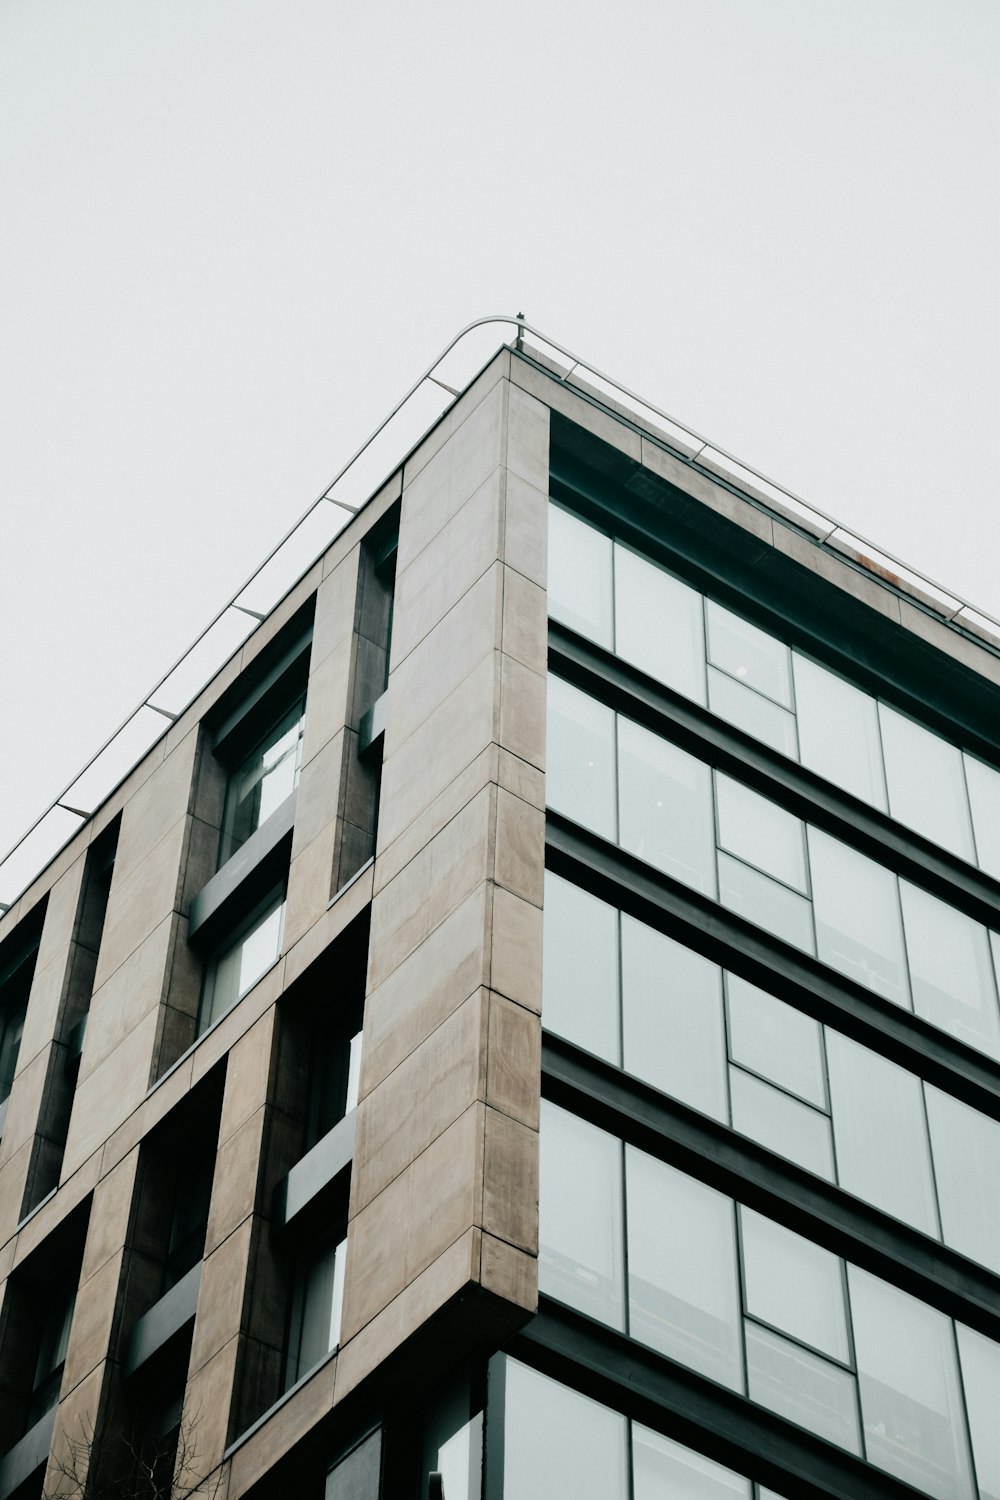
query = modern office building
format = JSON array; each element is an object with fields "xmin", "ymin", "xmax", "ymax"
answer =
[{"xmin": 0, "ymin": 326, "xmax": 998, "ymax": 1500}]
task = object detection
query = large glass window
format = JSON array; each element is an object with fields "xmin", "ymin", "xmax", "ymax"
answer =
[
  {"xmin": 546, "ymin": 675, "xmax": 616, "ymax": 840},
  {"xmin": 548, "ymin": 505, "xmax": 614, "ymax": 651},
  {"xmin": 618, "ymin": 718, "xmax": 715, "ymax": 895},
  {"xmin": 219, "ymin": 694, "xmax": 305, "ymax": 866},
  {"xmin": 284, "ymin": 1236, "xmax": 346, "ymax": 1388},
  {"xmin": 616, "ymin": 541, "xmax": 705, "ymax": 704},
  {"xmin": 199, "ymin": 887, "xmax": 285, "ymax": 1034}
]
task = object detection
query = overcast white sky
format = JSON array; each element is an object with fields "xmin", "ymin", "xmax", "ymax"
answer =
[{"xmin": 1, "ymin": 0, "xmax": 997, "ymax": 882}]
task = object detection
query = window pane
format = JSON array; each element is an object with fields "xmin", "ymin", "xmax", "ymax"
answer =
[
  {"xmin": 615, "ymin": 543, "xmax": 706, "ymax": 705},
  {"xmin": 708, "ymin": 667, "xmax": 798, "ymax": 758},
  {"xmin": 238, "ymin": 901, "xmax": 284, "ymax": 994},
  {"xmin": 543, "ymin": 873, "xmax": 620, "ymax": 1065},
  {"xmin": 926, "ymin": 1086, "xmax": 1000, "ymax": 1275},
  {"xmin": 826, "ymin": 1031, "xmax": 940, "ymax": 1237},
  {"xmin": 849, "ymin": 1268, "xmax": 975, "ymax": 1499},
  {"xmin": 900, "ymin": 882, "xmax": 1000, "ymax": 1059},
  {"xmin": 716, "ymin": 776, "xmax": 807, "ymax": 892},
  {"xmin": 726, "ymin": 974, "xmax": 826, "ymax": 1107},
  {"xmin": 539, "ymin": 1102, "xmax": 624, "ymax": 1328},
  {"xmin": 741, "ymin": 1208, "xmax": 849, "ymax": 1362},
  {"xmin": 548, "ymin": 504, "xmax": 614, "ymax": 649},
  {"xmin": 496, "ymin": 1358, "xmax": 628, "ymax": 1500},
  {"xmin": 632, "ymin": 1424, "xmax": 750, "ymax": 1500},
  {"xmin": 705, "ymin": 601, "xmax": 792, "ymax": 707},
  {"xmin": 965, "ymin": 753, "xmax": 1000, "ymax": 881},
  {"xmin": 729, "ymin": 1069, "xmax": 835, "ymax": 1181},
  {"xmin": 809, "ymin": 830, "xmax": 909, "ymax": 1007},
  {"xmin": 626, "ymin": 1148, "xmax": 743, "ymax": 1391},
  {"xmin": 793, "ymin": 655, "xmax": 887, "ymax": 810},
  {"xmin": 618, "ymin": 719, "xmax": 716, "ymax": 895},
  {"xmin": 201, "ymin": 893, "xmax": 285, "ymax": 1031},
  {"xmin": 221, "ymin": 698, "xmax": 305, "ymax": 863},
  {"xmin": 546, "ymin": 677, "xmax": 617, "ymax": 841},
  {"xmin": 718, "ymin": 854, "xmax": 815, "ymax": 954},
  {"xmin": 956, "ymin": 1324, "xmax": 1000, "ymax": 1500},
  {"xmin": 745, "ymin": 1321, "xmax": 860, "ymax": 1454},
  {"xmin": 879, "ymin": 704, "xmax": 976, "ymax": 862},
  {"xmin": 622, "ymin": 916, "xmax": 727, "ymax": 1122}
]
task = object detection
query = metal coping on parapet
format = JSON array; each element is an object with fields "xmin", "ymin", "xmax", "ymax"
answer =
[{"xmin": 2, "ymin": 314, "xmax": 999, "ymax": 910}]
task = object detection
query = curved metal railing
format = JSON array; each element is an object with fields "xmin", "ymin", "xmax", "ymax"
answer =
[{"xmin": 2, "ymin": 314, "xmax": 997, "ymax": 910}]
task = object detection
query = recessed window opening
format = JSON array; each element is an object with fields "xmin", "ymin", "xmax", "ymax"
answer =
[
  {"xmin": 219, "ymin": 693, "xmax": 306, "ymax": 867},
  {"xmin": 198, "ymin": 884, "xmax": 285, "ymax": 1035}
]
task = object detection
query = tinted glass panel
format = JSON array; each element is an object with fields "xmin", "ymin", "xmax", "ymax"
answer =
[
  {"xmin": 726, "ymin": 974, "xmax": 826, "ymax": 1107},
  {"xmin": 793, "ymin": 654, "xmax": 887, "ymax": 810},
  {"xmin": 618, "ymin": 718, "xmax": 715, "ymax": 895},
  {"xmin": 956, "ymin": 1324, "xmax": 1000, "ymax": 1500},
  {"xmin": 745, "ymin": 1321, "xmax": 860, "ymax": 1454},
  {"xmin": 849, "ymin": 1268, "xmax": 975, "ymax": 1499},
  {"xmin": 926, "ymin": 1086, "xmax": 1000, "ymax": 1275},
  {"xmin": 729, "ymin": 1068, "xmax": 834, "ymax": 1180},
  {"xmin": 965, "ymin": 753, "xmax": 1000, "ymax": 882},
  {"xmin": 498, "ymin": 1358, "xmax": 628, "ymax": 1500},
  {"xmin": 626, "ymin": 1147, "xmax": 743, "ymax": 1391},
  {"xmin": 543, "ymin": 873, "xmax": 619, "ymax": 1065},
  {"xmin": 632, "ymin": 1424, "xmax": 750, "ymax": 1499},
  {"xmin": 708, "ymin": 666, "xmax": 798, "ymax": 757},
  {"xmin": 622, "ymin": 917, "xmax": 727, "ymax": 1122},
  {"xmin": 539, "ymin": 1102, "xmax": 624, "ymax": 1328},
  {"xmin": 716, "ymin": 776, "xmax": 807, "ymax": 892},
  {"xmin": 879, "ymin": 704, "xmax": 976, "ymax": 862},
  {"xmin": 615, "ymin": 543, "xmax": 706, "ymax": 705},
  {"xmin": 740, "ymin": 1209, "xmax": 849, "ymax": 1362},
  {"xmin": 900, "ymin": 881, "xmax": 1000, "ymax": 1059},
  {"xmin": 546, "ymin": 676, "xmax": 617, "ymax": 840},
  {"xmin": 706, "ymin": 600, "xmax": 791, "ymax": 707},
  {"xmin": 809, "ymin": 829, "xmax": 909, "ymax": 1007},
  {"xmin": 548, "ymin": 504, "xmax": 614, "ymax": 649},
  {"xmin": 718, "ymin": 854, "xmax": 815, "ymax": 954}
]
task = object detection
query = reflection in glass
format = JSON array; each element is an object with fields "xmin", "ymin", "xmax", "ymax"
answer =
[
  {"xmin": 622, "ymin": 917, "xmax": 727, "ymax": 1122},
  {"xmin": 740, "ymin": 1209, "xmax": 849, "ymax": 1362},
  {"xmin": 708, "ymin": 667, "xmax": 798, "ymax": 757},
  {"xmin": 542, "ymin": 873, "xmax": 620, "ymax": 1065},
  {"xmin": 793, "ymin": 655, "xmax": 887, "ymax": 810},
  {"xmin": 716, "ymin": 775, "xmax": 807, "ymax": 892},
  {"xmin": 729, "ymin": 1069, "xmax": 834, "ymax": 1181},
  {"xmin": 726, "ymin": 974, "xmax": 826, "ymax": 1107},
  {"xmin": 632, "ymin": 1424, "xmax": 750, "ymax": 1499},
  {"xmin": 615, "ymin": 543, "xmax": 707, "ymax": 705},
  {"xmin": 546, "ymin": 677, "xmax": 617, "ymax": 841},
  {"xmin": 626, "ymin": 1147, "xmax": 743, "ymax": 1391},
  {"xmin": 879, "ymin": 704, "xmax": 976, "ymax": 862},
  {"xmin": 200, "ymin": 892, "xmax": 285, "ymax": 1033},
  {"xmin": 850, "ymin": 1268, "xmax": 975, "ymax": 1499},
  {"xmin": 745, "ymin": 1321, "xmax": 860, "ymax": 1454},
  {"xmin": 284, "ymin": 1237, "xmax": 345, "ymax": 1388},
  {"xmin": 826, "ymin": 1031, "xmax": 940, "ymax": 1238},
  {"xmin": 220, "ymin": 697, "xmax": 305, "ymax": 865},
  {"xmin": 965, "ymin": 753, "xmax": 1000, "ymax": 882},
  {"xmin": 809, "ymin": 830, "xmax": 909, "ymax": 1006},
  {"xmin": 926, "ymin": 1086, "xmax": 1000, "ymax": 1275},
  {"xmin": 618, "ymin": 718, "xmax": 716, "ymax": 895},
  {"xmin": 900, "ymin": 882, "xmax": 1000, "ymax": 1059},
  {"xmin": 497, "ymin": 1357, "xmax": 628, "ymax": 1500},
  {"xmin": 718, "ymin": 853, "xmax": 815, "ymax": 954},
  {"xmin": 956, "ymin": 1324, "xmax": 1000, "ymax": 1500},
  {"xmin": 706, "ymin": 600, "xmax": 792, "ymax": 707},
  {"xmin": 548, "ymin": 504, "xmax": 614, "ymax": 649},
  {"xmin": 539, "ymin": 1102, "xmax": 624, "ymax": 1328}
]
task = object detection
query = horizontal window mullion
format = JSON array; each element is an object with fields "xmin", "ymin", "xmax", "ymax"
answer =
[
  {"xmin": 541, "ymin": 1033, "xmax": 1000, "ymax": 1343},
  {"xmin": 514, "ymin": 1299, "xmax": 934, "ymax": 1500},
  {"xmin": 549, "ymin": 622, "xmax": 1000, "ymax": 930},
  {"xmin": 546, "ymin": 813, "xmax": 1000, "ymax": 1122}
]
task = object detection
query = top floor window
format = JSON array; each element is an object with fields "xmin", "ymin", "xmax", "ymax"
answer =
[{"xmin": 218, "ymin": 692, "xmax": 305, "ymax": 866}]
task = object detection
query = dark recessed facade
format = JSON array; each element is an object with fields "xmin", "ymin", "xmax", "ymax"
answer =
[{"xmin": 0, "ymin": 338, "xmax": 997, "ymax": 1500}]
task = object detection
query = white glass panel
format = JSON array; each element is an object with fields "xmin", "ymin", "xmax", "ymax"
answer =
[
  {"xmin": 956, "ymin": 1324, "xmax": 1000, "ymax": 1500},
  {"xmin": 718, "ymin": 854, "xmax": 815, "ymax": 954},
  {"xmin": 708, "ymin": 667, "xmax": 798, "ymax": 758},
  {"xmin": 546, "ymin": 677, "xmax": 617, "ymax": 841},
  {"xmin": 745, "ymin": 1321, "xmax": 860, "ymax": 1454},
  {"xmin": 880, "ymin": 704, "xmax": 976, "ymax": 862},
  {"xmin": 726, "ymin": 974, "xmax": 826, "ymax": 1107},
  {"xmin": 539, "ymin": 1102, "xmax": 624, "ymax": 1328},
  {"xmin": 850, "ymin": 1268, "xmax": 975, "ymax": 1499},
  {"xmin": 716, "ymin": 776, "xmax": 807, "ymax": 893},
  {"xmin": 548, "ymin": 505, "xmax": 614, "ymax": 649},
  {"xmin": 741, "ymin": 1209, "xmax": 849, "ymax": 1362},
  {"xmin": 618, "ymin": 719, "xmax": 716, "ymax": 896},
  {"xmin": 808, "ymin": 829, "xmax": 910, "ymax": 1007},
  {"xmin": 900, "ymin": 882, "xmax": 1000, "ymax": 1060},
  {"xmin": 793, "ymin": 655, "xmax": 887, "ymax": 810},
  {"xmin": 926, "ymin": 1086, "xmax": 1000, "ymax": 1275},
  {"xmin": 499, "ymin": 1358, "xmax": 628, "ymax": 1500},
  {"xmin": 965, "ymin": 753, "xmax": 1000, "ymax": 881},
  {"xmin": 622, "ymin": 917, "xmax": 727, "ymax": 1122},
  {"xmin": 826, "ymin": 1031, "xmax": 940, "ymax": 1237},
  {"xmin": 543, "ymin": 873, "xmax": 620, "ymax": 1065},
  {"xmin": 615, "ymin": 543, "xmax": 706, "ymax": 705},
  {"xmin": 201, "ymin": 894, "xmax": 284, "ymax": 1031},
  {"xmin": 238, "ymin": 902, "xmax": 284, "ymax": 995},
  {"xmin": 632, "ymin": 1424, "xmax": 750, "ymax": 1499},
  {"xmin": 706, "ymin": 601, "xmax": 792, "ymax": 707},
  {"xmin": 626, "ymin": 1148, "xmax": 743, "ymax": 1392},
  {"xmin": 729, "ymin": 1069, "xmax": 834, "ymax": 1181}
]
